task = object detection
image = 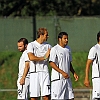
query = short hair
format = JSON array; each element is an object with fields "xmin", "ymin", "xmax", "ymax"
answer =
[
  {"xmin": 97, "ymin": 31, "xmax": 100, "ymax": 42},
  {"xmin": 58, "ymin": 32, "xmax": 68, "ymax": 39},
  {"xmin": 18, "ymin": 38, "xmax": 28, "ymax": 45},
  {"xmin": 37, "ymin": 27, "xmax": 48, "ymax": 38}
]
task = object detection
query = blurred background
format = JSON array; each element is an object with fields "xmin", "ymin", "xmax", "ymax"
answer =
[{"xmin": 0, "ymin": 0, "xmax": 100, "ymax": 100}]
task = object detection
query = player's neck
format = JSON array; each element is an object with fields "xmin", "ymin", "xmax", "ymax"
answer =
[
  {"xmin": 36, "ymin": 38, "xmax": 44, "ymax": 44},
  {"xmin": 58, "ymin": 43, "xmax": 66, "ymax": 48}
]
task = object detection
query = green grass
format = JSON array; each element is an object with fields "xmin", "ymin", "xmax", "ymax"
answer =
[
  {"xmin": 0, "ymin": 51, "xmax": 21, "ymax": 100},
  {"xmin": 0, "ymin": 51, "xmax": 21, "ymax": 89},
  {"xmin": 0, "ymin": 51, "xmax": 92, "ymax": 99},
  {"xmin": 71, "ymin": 52, "xmax": 92, "ymax": 88}
]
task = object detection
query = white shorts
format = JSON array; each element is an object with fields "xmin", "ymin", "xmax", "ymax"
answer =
[
  {"xmin": 17, "ymin": 77, "xmax": 30, "ymax": 100},
  {"xmin": 30, "ymin": 72, "xmax": 50, "ymax": 97},
  {"xmin": 51, "ymin": 78, "xmax": 74, "ymax": 99},
  {"xmin": 92, "ymin": 78, "xmax": 100, "ymax": 99}
]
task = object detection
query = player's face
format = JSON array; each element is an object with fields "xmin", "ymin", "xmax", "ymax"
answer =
[
  {"xmin": 17, "ymin": 42, "xmax": 26, "ymax": 52},
  {"xmin": 43, "ymin": 31, "xmax": 49, "ymax": 42},
  {"xmin": 59, "ymin": 35, "xmax": 68, "ymax": 47}
]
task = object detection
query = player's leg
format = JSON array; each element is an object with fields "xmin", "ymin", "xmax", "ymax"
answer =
[
  {"xmin": 42, "ymin": 95, "xmax": 50, "ymax": 100},
  {"xmin": 31, "ymin": 97, "xmax": 38, "ymax": 100},
  {"xmin": 18, "ymin": 99, "xmax": 24, "ymax": 100},
  {"xmin": 66, "ymin": 79, "xmax": 74, "ymax": 100},
  {"xmin": 51, "ymin": 79, "xmax": 68, "ymax": 99},
  {"xmin": 67, "ymin": 98, "xmax": 74, "ymax": 100},
  {"xmin": 40, "ymin": 72, "xmax": 51, "ymax": 100},
  {"xmin": 30, "ymin": 73, "xmax": 40, "ymax": 100},
  {"xmin": 92, "ymin": 78, "xmax": 100, "ymax": 100},
  {"xmin": 94, "ymin": 98, "xmax": 100, "ymax": 100},
  {"xmin": 25, "ymin": 78, "xmax": 30, "ymax": 100},
  {"xmin": 17, "ymin": 78, "xmax": 27, "ymax": 100}
]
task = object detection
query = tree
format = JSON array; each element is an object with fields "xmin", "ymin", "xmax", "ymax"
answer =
[{"xmin": 0, "ymin": 0, "xmax": 100, "ymax": 17}]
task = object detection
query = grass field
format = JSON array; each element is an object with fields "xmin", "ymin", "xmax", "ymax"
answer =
[{"xmin": 0, "ymin": 51, "xmax": 92, "ymax": 100}]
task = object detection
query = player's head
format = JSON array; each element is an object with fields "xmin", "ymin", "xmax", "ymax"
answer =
[
  {"xmin": 17, "ymin": 38, "xmax": 28, "ymax": 52},
  {"xmin": 37, "ymin": 27, "xmax": 49, "ymax": 41},
  {"xmin": 97, "ymin": 31, "xmax": 100, "ymax": 43},
  {"xmin": 58, "ymin": 32, "xmax": 68, "ymax": 47}
]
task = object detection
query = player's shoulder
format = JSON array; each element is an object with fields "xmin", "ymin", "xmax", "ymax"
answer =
[
  {"xmin": 21, "ymin": 50, "xmax": 27, "ymax": 58},
  {"xmin": 65, "ymin": 45, "xmax": 70, "ymax": 49},
  {"xmin": 90, "ymin": 44, "xmax": 100, "ymax": 54},
  {"xmin": 51, "ymin": 44, "xmax": 58, "ymax": 51},
  {"xmin": 43, "ymin": 42, "xmax": 51, "ymax": 45},
  {"xmin": 94, "ymin": 44, "xmax": 100, "ymax": 49},
  {"xmin": 65, "ymin": 45, "xmax": 71, "ymax": 52},
  {"xmin": 90, "ymin": 44, "xmax": 98, "ymax": 51},
  {"xmin": 43, "ymin": 42, "xmax": 52, "ymax": 48},
  {"xmin": 28, "ymin": 41, "xmax": 36, "ymax": 46},
  {"xmin": 23, "ymin": 49, "xmax": 27, "ymax": 53},
  {"xmin": 22, "ymin": 50, "xmax": 28, "ymax": 55},
  {"xmin": 30, "ymin": 41, "xmax": 36, "ymax": 44},
  {"xmin": 89, "ymin": 44, "xmax": 98, "ymax": 54}
]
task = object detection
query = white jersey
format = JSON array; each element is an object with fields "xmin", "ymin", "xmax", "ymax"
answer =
[
  {"xmin": 18, "ymin": 50, "xmax": 30, "ymax": 78},
  {"xmin": 49, "ymin": 44, "xmax": 72, "ymax": 81},
  {"xmin": 88, "ymin": 44, "xmax": 100, "ymax": 78},
  {"xmin": 27, "ymin": 40, "xmax": 52, "ymax": 72}
]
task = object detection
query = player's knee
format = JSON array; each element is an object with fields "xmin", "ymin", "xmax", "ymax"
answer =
[
  {"xmin": 94, "ymin": 98, "xmax": 100, "ymax": 100},
  {"xmin": 43, "ymin": 95, "xmax": 50, "ymax": 100},
  {"xmin": 18, "ymin": 99, "xmax": 24, "ymax": 100},
  {"xmin": 67, "ymin": 98, "xmax": 74, "ymax": 100},
  {"xmin": 31, "ymin": 97, "xmax": 38, "ymax": 100}
]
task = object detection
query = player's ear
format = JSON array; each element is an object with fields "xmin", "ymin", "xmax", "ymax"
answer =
[{"xmin": 25, "ymin": 44, "xmax": 27, "ymax": 48}]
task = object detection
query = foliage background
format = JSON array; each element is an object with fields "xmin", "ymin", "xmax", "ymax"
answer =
[
  {"xmin": 0, "ymin": 0, "xmax": 97, "ymax": 99},
  {"xmin": 0, "ymin": 0, "xmax": 100, "ymax": 17},
  {"xmin": 0, "ymin": 52, "xmax": 92, "ymax": 100}
]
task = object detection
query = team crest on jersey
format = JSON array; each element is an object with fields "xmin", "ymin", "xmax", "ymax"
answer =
[
  {"xmin": 60, "ymin": 53, "xmax": 63, "ymax": 57},
  {"xmin": 53, "ymin": 92, "xmax": 57, "ymax": 97},
  {"xmin": 44, "ymin": 46, "xmax": 47, "ymax": 50},
  {"xmin": 97, "ymin": 93, "xmax": 100, "ymax": 97}
]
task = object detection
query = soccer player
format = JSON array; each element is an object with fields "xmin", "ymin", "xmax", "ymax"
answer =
[
  {"xmin": 49, "ymin": 32, "xmax": 79, "ymax": 100},
  {"xmin": 17, "ymin": 38, "xmax": 30, "ymax": 100},
  {"xmin": 27, "ymin": 28, "xmax": 52, "ymax": 100},
  {"xmin": 84, "ymin": 32, "xmax": 100, "ymax": 100}
]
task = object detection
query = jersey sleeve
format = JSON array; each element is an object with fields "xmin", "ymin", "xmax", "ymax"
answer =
[
  {"xmin": 25, "ymin": 51, "xmax": 30, "ymax": 62},
  {"xmin": 69, "ymin": 48, "xmax": 72, "ymax": 62},
  {"xmin": 88, "ymin": 46, "xmax": 96, "ymax": 60},
  {"xmin": 49, "ymin": 44, "xmax": 52, "ymax": 49},
  {"xmin": 66, "ymin": 45, "xmax": 72, "ymax": 62},
  {"xmin": 27, "ymin": 42, "xmax": 34, "ymax": 53},
  {"xmin": 49, "ymin": 47, "xmax": 56, "ymax": 62}
]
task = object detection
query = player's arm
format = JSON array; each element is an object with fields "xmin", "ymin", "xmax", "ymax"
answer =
[
  {"xmin": 20, "ymin": 61, "xmax": 30, "ymax": 85},
  {"xmin": 49, "ymin": 61, "xmax": 69, "ymax": 78},
  {"xmin": 84, "ymin": 59, "xmax": 93, "ymax": 87},
  {"xmin": 70, "ymin": 62, "xmax": 79, "ymax": 81},
  {"xmin": 28, "ymin": 48, "xmax": 50, "ymax": 61}
]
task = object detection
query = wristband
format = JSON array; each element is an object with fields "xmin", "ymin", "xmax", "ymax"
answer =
[{"xmin": 44, "ymin": 55, "xmax": 47, "ymax": 60}]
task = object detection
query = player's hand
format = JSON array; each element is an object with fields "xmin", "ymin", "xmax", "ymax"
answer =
[
  {"xmin": 19, "ymin": 78, "xmax": 25, "ymax": 85},
  {"xmin": 84, "ymin": 78, "xmax": 90, "ymax": 87},
  {"xmin": 62, "ymin": 72, "xmax": 69, "ymax": 79},
  {"xmin": 44, "ymin": 48, "xmax": 51, "ymax": 59},
  {"xmin": 74, "ymin": 73, "xmax": 79, "ymax": 81}
]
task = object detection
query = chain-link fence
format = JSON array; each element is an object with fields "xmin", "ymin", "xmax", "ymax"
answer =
[
  {"xmin": 0, "ymin": 16, "xmax": 100, "ymax": 51},
  {"xmin": 0, "ymin": 89, "xmax": 92, "ymax": 100}
]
